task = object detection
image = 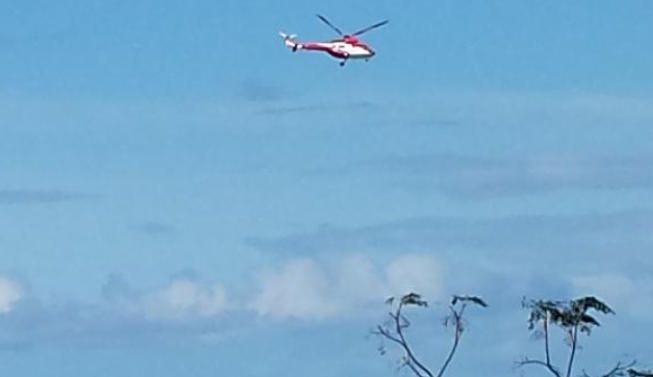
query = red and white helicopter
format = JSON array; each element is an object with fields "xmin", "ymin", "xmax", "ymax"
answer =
[{"xmin": 280, "ymin": 15, "xmax": 389, "ymax": 66}]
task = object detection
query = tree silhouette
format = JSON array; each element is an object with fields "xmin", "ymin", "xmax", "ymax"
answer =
[
  {"xmin": 373, "ymin": 292, "xmax": 486, "ymax": 377},
  {"xmin": 517, "ymin": 296, "xmax": 639, "ymax": 377}
]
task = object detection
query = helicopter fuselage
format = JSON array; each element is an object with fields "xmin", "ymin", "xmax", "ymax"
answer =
[{"xmin": 300, "ymin": 40, "xmax": 375, "ymax": 60}]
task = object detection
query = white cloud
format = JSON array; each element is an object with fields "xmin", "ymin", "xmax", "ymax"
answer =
[
  {"xmin": 0, "ymin": 276, "xmax": 23, "ymax": 314},
  {"xmin": 250, "ymin": 258, "xmax": 339, "ymax": 320},
  {"xmin": 103, "ymin": 276, "xmax": 229, "ymax": 321},
  {"xmin": 334, "ymin": 254, "xmax": 385, "ymax": 302},
  {"xmin": 572, "ymin": 273, "xmax": 653, "ymax": 319},
  {"xmin": 142, "ymin": 278, "xmax": 228, "ymax": 321},
  {"xmin": 249, "ymin": 254, "xmax": 445, "ymax": 320}
]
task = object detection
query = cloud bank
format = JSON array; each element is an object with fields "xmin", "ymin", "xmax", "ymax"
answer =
[
  {"xmin": 250, "ymin": 254, "xmax": 444, "ymax": 319},
  {"xmin": 0, "ymin": 249, "xmax": 649, "ymax": 352}
]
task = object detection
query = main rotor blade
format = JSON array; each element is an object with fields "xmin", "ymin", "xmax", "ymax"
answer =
[
  {"xmin": 352, "ymin": 20, "xmax": 389, "ymax": 36},
  {"xmin": 316, "ymin": 14, "xmax": 344, "ymax": 36}
]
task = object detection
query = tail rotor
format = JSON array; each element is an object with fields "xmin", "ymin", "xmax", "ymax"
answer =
[{"xmin": 279, "ymin": 32, "xmax": 301, "ymax": 51}]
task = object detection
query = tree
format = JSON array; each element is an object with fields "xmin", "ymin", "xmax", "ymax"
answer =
[
  {"xmin": 517, "ymin": 296, "xmax": 638, "ymax": 377},
  {"xmin": 373, "ymin": 292, "xmax": 487, "ymax": 377}
]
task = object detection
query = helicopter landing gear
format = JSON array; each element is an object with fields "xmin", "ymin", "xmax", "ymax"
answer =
[{"xmin": 339, "ymin": 52, "xmax": 350, "ymax": 67}]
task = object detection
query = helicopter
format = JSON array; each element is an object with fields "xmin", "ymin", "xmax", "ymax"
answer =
[{"xmin": 280, "ymin": 14, "xmax": 389, "ymax": 67}]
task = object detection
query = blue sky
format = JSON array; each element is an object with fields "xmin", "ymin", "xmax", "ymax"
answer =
[{"xmin": 1, "ymin": 0, "xmax": 653, "ymax": 376}]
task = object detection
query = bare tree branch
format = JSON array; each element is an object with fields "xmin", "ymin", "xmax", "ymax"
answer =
[
  {"xmin": 394, "ymin": 302, "xmax": 434, "ymax": 377},
  {"xmin": 544, "ymin": 312, "xmax": 552, "ymax": 369},
  {"xmin": 436, "ymin": 305, "xmax": 464, "ymax": 377},
  {"xmin": 374, "ymin": 299, "xmax": 433, "ymax": 377},
  {"xmin": 374, "ymin": 293, "xmax": 486, "ymax": 377},
  {"xmin": 517, "ymin": 357, "xmax": 561, "ymax": 377},
  {"xmin": 566, "ymin": 324, "xmax": 579, "ymax": 377},
  {"xmin": 580, "ymin": 361, "xmax": 638, "ymax": 377}
]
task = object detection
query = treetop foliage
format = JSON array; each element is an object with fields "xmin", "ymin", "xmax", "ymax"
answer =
[{"xmin": 523, "ymin": 296, "xmax": 615, "ymax": 335}]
